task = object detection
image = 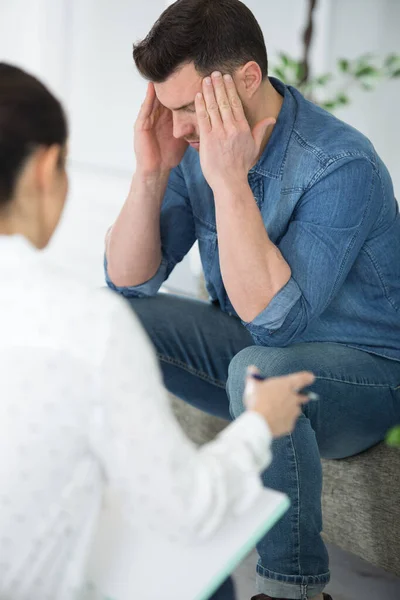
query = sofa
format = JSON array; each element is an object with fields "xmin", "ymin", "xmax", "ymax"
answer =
[{"xmin": 171, "ymin": 395, "xmax": 400, "ymax": 577}]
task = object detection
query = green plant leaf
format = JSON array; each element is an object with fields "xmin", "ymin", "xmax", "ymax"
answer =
[
  {"xmin": 338, "ymin": 59, "xmax": 349, "ymax": 73},
  {"xmin": 316, "ymin": 73, "xmax": 332, "ymax": 86},
  {"xmin": 384, "ymin": 53, "xmax": 400, "ymax": 68},
  {"xmin": 361, "ymin": 82, "xmax": 375, "ymax": 91},
  {"xmin": 279, "ymin": 52, "xmax": 290, "ymax": 67},
  {"xmin": 296, "ymin": 62, "xmax": 305, "ymax": 83},
  {"xmin": 337, "ymin": 94, "xmax": 349, "ymax": 105},
  {"xmin": 273, "ymin": 67, "xmax": 287, "ymax": 81},
  {"xmin": 272, "ymin": 49, "xmax": 400, "ymax": 106},
  {"xmin": 386, "ymin": 426, "xmax": 400, "ymax": 447},
  {"xmin": 300, "ymin": 80, "xmax": 313, "ymax": 91},
  {"xmin": 355, "ymin": 65, "xmax": 379, "ymax": 78},
  {"xmin": 321, "ymin": 101, "xmax": 338, "ymax": 111}
]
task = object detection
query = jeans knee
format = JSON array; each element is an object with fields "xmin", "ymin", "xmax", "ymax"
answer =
[
  {"xmin": 227, "ymin": 346, "xmax": 300, "ymax": 419},
  {"xmin": 123, "ymin": 295, "xmax": 163, "ymax": 330},
  {"xmin": 227, "ymin": 346, "xmax": 274, "ymax": 419},
  {"xmin": 123, "ymin": 294, "xmax": 150, "ymax": 315},
  {"xmin": 227, "ymin": 348, "xmax": 249, "ymax": 419}
]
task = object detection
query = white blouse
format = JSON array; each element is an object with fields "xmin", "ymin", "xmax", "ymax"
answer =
[{"xmin": 0, "ymin": 235, "xmax": 272, "ymax": 600}]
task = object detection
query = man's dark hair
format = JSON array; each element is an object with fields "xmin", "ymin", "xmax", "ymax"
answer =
[{"xmin": 133, "ymin": 0, "xmax": 268, "ymax": 83}]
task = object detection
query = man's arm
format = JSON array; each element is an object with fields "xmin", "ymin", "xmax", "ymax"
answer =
[
  {"xmin": 195, "ymin": 72, "xmax": 289, "ymax": 322},
  {"xmin": 106, "ymin": 165, "xmax": 196, "ymax": 297},
  {"xmin": 105, "ymin": 82, "xmax": 189, "ymax": 290},
  {"xmin": 195, "ymin": 73, "xmax": 380, "ymax": 344},
  {"xmin": 213, "ymin": 180, "xmax": 291, "ymax": 322},
  {"xmin": 215, "ymin": 158, "xmax": 379, "ymax": 346},
  {"xmin": 106, "ymin": 171, "xmax": 168, "ymax": 288}
]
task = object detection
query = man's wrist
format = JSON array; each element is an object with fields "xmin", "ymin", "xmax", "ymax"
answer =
[
  {"xmin": 134, "ymin": 167, "xmax": 171, "ymax": 187},
  {"xmin": 212, "ymin": 177, "xmax": 252, "ymax": 202},
  {"xmin": 129, "ymin": 168, "xmax": 171, "ymax": 208}
]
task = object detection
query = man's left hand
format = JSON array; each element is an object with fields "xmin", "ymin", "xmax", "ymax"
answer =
[{"xmin": 195, "ymin": 72, "xmax": 276, "ymax": 192}]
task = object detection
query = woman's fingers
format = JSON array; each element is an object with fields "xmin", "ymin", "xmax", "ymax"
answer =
[{"xmin": 286, "ymin": 371, "xmax": 316, "ymax": 393}]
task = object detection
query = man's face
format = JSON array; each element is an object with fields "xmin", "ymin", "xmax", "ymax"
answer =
[{"xmin": 154, "ymin": 63, "xmax": 206, "ymax": 150}]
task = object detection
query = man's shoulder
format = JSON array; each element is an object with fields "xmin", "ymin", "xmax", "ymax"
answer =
[{"xmin": 289, "ymin": 87, "xmax": 376, "ymax": 170}]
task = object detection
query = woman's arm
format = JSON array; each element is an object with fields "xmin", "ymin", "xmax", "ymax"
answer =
[{"xmin": 93, "ymin": 295, "xmax": 311, "ymax": 541}]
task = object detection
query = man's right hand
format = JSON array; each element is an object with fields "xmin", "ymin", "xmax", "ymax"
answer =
[{"xmin": 134, "ymin": 82, "xmax": 188, "ymax": 176}]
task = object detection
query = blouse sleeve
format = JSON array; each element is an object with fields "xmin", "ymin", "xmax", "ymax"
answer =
[{"xmin": 93, "ymin": 295, "xmax": 272, "ymax": 541}]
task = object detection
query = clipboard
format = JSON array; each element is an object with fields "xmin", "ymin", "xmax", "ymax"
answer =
[{"xmin": 86, "ymin": 488, "xmax": 289, "ymax": 600}]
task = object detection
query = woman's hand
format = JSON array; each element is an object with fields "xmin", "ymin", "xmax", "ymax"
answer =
[{"xmin": 245, "ymin": 367, "xmax": 316, "ymax": 437}]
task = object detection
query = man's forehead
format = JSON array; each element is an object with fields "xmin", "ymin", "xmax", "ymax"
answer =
[{"xmin": 154, "ymin": 63, "xmax": 203, "ymax": 110}]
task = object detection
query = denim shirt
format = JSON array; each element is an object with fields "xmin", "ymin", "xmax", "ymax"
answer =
[{"xmin": 106, "ymin": 78, "xmax": 400, "ymax": 362}]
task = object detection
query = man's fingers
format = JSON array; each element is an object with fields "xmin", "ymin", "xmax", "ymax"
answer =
[
  {"xmin": 222, "ymin": 74, "xmax": 246, "ymax": 122},
  {"xmin": 138, "ymin": 82, "xmax": 157, "ymax": 122},
  {"xmin": 212, "ymin": 71, "xmax": 234, "ymax": 125},
  {"xmin": 202, "ymin": 77, "xmax": 223, "ymax": 129},
  {"xmin": 195, "ymin": 92, "xmax": 212, "ymax": 135}
]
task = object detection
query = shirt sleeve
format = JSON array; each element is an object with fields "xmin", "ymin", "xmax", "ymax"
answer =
[
  {"xmin": 105, "ymin": 165, "xmax": 196, "ymax": 298},
  {"xmin": 92, "ymin": 295, "xmax": 272, "ymax": 541},
  {"xmin": 244, "ymin": 156, "xmax": 381, "ymax": 346}
]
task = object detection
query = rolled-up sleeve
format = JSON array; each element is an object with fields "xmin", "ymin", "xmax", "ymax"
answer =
[
  {"xmin": 105, "ymin": 164, "xmax": 196, "ymax": 297},
  {"xmin": 244, "ymin": 156, "xmax": 381, "ymax": 347},
  {"xmin": 105, "ymin": 255, "xmax": 169, "ymax": 298}
]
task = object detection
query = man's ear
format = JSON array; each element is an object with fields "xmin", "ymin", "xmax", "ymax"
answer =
[
  {"xmin": 35, "ymin": 145, "xmax": 62, "ymax": 194},
  {"xmin": 235, "ymin": 61, "xmax": 264, "ymax": 100}
]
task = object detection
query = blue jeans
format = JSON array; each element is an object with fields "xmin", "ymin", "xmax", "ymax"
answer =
[
  {"xmin": 127, "ymin": 294, "xmax": 400, "ymax": 600},
  {"xmin": 210, "ymin": 577, "xmax": 236, "ymax": 600}
]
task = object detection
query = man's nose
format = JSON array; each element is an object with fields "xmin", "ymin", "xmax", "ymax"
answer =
[{"xmin": 172, "ymin": 113, "xmax": 195, "ymax": 139}]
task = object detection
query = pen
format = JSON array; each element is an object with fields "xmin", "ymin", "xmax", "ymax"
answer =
[{"xmin": 250, "ymin": 372, "xmax": 319, "ymax": 402}]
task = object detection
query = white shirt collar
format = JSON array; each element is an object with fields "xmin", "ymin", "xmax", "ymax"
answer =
[{"xmin": 0, "ymin": 234, "xmax": 39, "ymax": 266}]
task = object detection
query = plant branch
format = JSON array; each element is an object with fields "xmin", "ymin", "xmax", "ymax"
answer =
[{"xmin": 300, "ymin": 0, "xmax": 318, "ymax": 85}]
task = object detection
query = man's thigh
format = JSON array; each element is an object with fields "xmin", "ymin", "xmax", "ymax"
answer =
[
  {"xmin": 126, "ymin": 294, "xmax": 253, "ymax": 419},
  {"xmin": 227, "ymin": 342, "xmax": 400, "ymax": 458}
]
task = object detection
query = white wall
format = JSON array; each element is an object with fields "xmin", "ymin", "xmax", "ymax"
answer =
[
  {"xmin": 246, "ymin": 0, "xmax": 331, "ymax": 74},
  {"xmin": 0, "ymin": 0, "xmax": 71, "ymax": 100},
  {"xmin": 1, "ymin": 0, "xmax": 399, "ymax": 291},
  {"xmin": 243, "ymin": 0, "xmax": 400, "ymax": 194},
  {"xmin": 67, "ymin": 0, "xmax": 165, "ymax": 170},
  {"xmin": 327, "ymin": 0, "xmax": 400, "ymax": 196}
]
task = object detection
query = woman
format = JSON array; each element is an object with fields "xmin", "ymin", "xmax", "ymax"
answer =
[{"xmin": 0, "ymin": 63, "xmax": 314, "ymax": 600}]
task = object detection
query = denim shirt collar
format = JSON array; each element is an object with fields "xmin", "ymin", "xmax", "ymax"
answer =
[{"xmin": 249, "ymin": 77, "xmax": 297, "ymax": 180}]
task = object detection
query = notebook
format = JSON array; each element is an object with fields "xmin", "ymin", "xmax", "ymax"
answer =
[{"xmin": 86, "ymin": 487, "xmax": 289, "ymax": 600}]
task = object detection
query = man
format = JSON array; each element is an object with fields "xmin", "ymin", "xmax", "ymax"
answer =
[{"xmin": 105, "ymin": 1, "xmax": 400, "ymax": 599}]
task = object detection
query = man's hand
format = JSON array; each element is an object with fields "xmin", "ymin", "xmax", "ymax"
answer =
[
  {"xmin": 134, "ymin": 82, "xmax": 188, "ymax": 177},
  {"xmin": 195, "ymin": 72, "xmax": 275, "ymax": 192}
]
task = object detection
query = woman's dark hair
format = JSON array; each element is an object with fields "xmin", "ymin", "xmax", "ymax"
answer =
[
  {"xmin": 133, "ymin": 0, "xmax": 268, "ymax": 83},
  {"xmin": 0, "ymin": 63, "xmax": 68, "ymax": 205}
]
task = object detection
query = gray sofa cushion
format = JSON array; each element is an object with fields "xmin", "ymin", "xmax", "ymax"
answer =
[
  {"xmin": 321, "ymin": 444, "xmax": 400, "ymax": 576},
  {"xmin": 170, "ymin": 395, "xmax": 400, "ymax": 576}
]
